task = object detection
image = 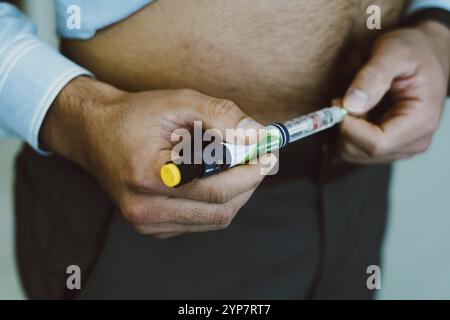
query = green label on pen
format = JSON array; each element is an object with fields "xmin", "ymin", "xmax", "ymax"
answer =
[{"xmin": 244, "ymin": 126, "xmax": 282, "ymax": 163}]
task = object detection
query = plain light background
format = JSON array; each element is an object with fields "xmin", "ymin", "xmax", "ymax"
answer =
[{"xmin": 1, "ymin": 0, "xmax": 449, "ymax": 300}]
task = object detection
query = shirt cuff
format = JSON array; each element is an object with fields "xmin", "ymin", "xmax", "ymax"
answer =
[
  {"xmin": 0, "ymin": 36, "xmax": 93, "ymax": 154},
  {"xmin": 407, "ymin": 0, "xmax": 450, "ymax": 14}
]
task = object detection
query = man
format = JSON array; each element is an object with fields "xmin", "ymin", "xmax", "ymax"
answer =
[{"xmin": 1, "ymin": 0, "xmax": 449, "ymax": 299}]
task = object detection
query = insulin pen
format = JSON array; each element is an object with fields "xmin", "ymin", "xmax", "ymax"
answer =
[{"xmin": 160, "ymin": 106, "xmax": 348, "ymax": 188}]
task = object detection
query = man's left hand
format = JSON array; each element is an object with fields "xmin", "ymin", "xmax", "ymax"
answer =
[{"xmin": 340, "ymin": 21, "xmax": 450, "ymax": 163}]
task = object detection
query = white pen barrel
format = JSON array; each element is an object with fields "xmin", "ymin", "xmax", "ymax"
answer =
[{"xmin": 283, "ymin": 107, "xmax": 347, "ymax": 144}]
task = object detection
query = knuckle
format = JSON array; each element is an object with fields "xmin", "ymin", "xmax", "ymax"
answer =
[
  {"xmin": 120, "ymin": 198, "xmax": 154, "ymax": 225},
  {"xmin": 124, "ymin": 165, "xmax": 151, "ymax": 190},
  {"xmin": 369, "ymin": 141, "xmax": 388, "ymax": 159},
  {"xmin": 176, "ymin": 88, "xmax": 200, "ymax": 99},
  {"xmin": 339, "ymin": 142, "xmax": 351, "ymax": 157},
  {"xmin": 250, "ymin": 177, "xmax": 262, "ymax": 190},
  {"xmin": 338, "ymin": 146, "xmax": 355, "ymax": 162},
  {"xmin": 206, "ymin": 98, "xmax": 239, "ymax": 119},
  {"xmin": 418, "ymin": 140, "xmax": 432, "ymax": 154},
  {"xmin": 425, "ymin": 120, "xmax": 440, "ymax": 135},
  {"xmin": 188, "ymin": 186, "xmax": 209, "ymax": 202},
  {"xmin": 218, "ymin": 220, "xmax": 232, "ymax": 230},
  {"xmin": 121, "ymin": 203, "xmax": 144, "ymax": 225},
  {"xmin": 360, "ymin": 65, "xmax": 386, "ymax": 85},
  {"xmin": 208, "ymin": 187, "xmax": 231, "ymax": 204},
  {"xmin": 416, "ymin": 112, "xmax": 439, "ymax": 136},
  {"xmin": 375, "ymin": 34, "xmax": 408, "ymax": 54},
  {"xmin": 212, "ymin": 205, "xmax": 234, "ymax": 226},
  {"xmin": 381, "ymin": 40, "xmax": 400, "ymax": 53}
]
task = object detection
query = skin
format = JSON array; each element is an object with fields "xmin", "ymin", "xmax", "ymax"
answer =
[
  {"xmin": 61, "ymin": 0, "xmax": 405, "ymax": 123},
  {"xmin": 340, "ymin": 21, "xmax": 450, "ymax": 163},
  {"xmin": 40, "ymin": 1, "xmax": 449, "ymax": 238},
  {"xmin": 41, "ymin": 81, "xmax": 276, "ymax": 239}
]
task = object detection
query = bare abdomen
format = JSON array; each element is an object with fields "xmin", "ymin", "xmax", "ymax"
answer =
[{"xmin": 62, "ymin": 0, "xmax": 405, "ymax": 124}]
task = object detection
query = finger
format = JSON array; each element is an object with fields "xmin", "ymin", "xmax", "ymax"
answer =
[
  {"xmin": 146, "ymin": 136, "xmax": 276, "ymax": 197},
  {"xmin": 165, "ymin": 153, "xmax": 276, "ymax": 203},
  {"xmin": 340, "ymin": 109, "xmax": 422, "ymax": 159},
  {"xmin": 124, "ymin": 189, "xmax": 255, "ymax": 226},
  {"xmin": 340, "ymin": 116, "xmax": 385, "ymax": 156},
  {"xmin": 339, "ymin": 139, "xmax": 371, "ymax": 162},
  {"xmin": 132, "ymin": 149, "xmax": 174, "ymax": 193},
  {"xmin": 153, "ymin": 233, "xmax": 183, "ymax": 239},
  {"xmin": 339, "ymin": 139, "xmax": 401, "ymax": 164},
  {"xmin": 341, "ymin": 114, "xmax": 437, "ymax": 161},
  {"xmin": 397, "ymin": 135, "xmax": 433, "ymax": 155},
  {"xmin": 339, "ymin": 120, "xmax": 428, "ymax": 163},
  {"xmin": 343, "ymin": 39, "xmax": 416, "ymax": 115},
  {"xmin": 178, "ymin": 90, "xmax": 264, "ymax": 144},
  {"xmin": 135, "ymin": 223, "xmax": 227, "ymax": 235}
]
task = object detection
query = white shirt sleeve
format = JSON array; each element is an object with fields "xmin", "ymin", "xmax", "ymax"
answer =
[
  {"xmin": 0, "ymin": 3, "xmax": 93, "ymax": 154},
  {"xmin": 408, "ymin": 0, "xmax": 450, "ymax": 14}
]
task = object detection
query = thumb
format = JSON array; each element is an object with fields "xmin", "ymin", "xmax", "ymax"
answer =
[
  {"xmin": 343, "ymin": 40, "xmax": 414, "ymax": 115},
  {"xmin": 189, "ymin": 94, "xmax": 263, "ymax": 144}
]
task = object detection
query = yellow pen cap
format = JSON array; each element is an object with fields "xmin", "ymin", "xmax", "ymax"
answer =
[{"xmin": 160, "ymin": 163, "xmax": 182, "ymax": 188}]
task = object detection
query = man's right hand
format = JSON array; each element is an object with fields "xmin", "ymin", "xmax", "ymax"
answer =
[{"xmin": 40, "ymin": 77, "xmax": 274, "ymax": 238}]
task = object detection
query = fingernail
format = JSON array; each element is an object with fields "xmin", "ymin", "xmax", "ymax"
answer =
[
  {"xmin": 237, "ymin": 117, "xmax": 263, "ymax": 131},
  {"xmin": 344, "ymin": 89, "xmax": 368, "ymax": 113}
]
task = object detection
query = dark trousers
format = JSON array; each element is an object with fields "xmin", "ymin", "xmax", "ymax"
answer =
[{"xmin": 14, "ymin": 136, "xmax": 390, "ymax": 299}]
